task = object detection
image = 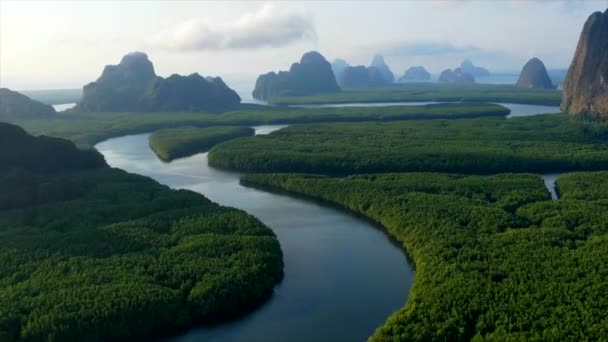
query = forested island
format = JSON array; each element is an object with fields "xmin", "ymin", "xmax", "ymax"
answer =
[
  {"xmin": 0, "ymin": 123, "xmax": 282, "ymax": 340},
  {"xmin": 149, "ymin": 126, "xmax": 254, "ymax": 161}
]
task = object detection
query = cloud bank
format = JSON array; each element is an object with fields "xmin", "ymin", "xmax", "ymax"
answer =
[{"xmin": 151, "ymin": 4, "xmax": 317, "ymax": 51}]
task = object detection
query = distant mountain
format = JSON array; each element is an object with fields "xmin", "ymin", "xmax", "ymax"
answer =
[
  {"xmin": 399, "ymin": 66, "xmax": 431, "ymax": 82},
  {"xmin": 73, "ymin": 52, "xmax": 240, "ymax": 112},
  {"xmin": 0, "ymin": 88, "xmax": 56, "ymax": 119},
  {"xmin": 562, "ymin": 9, "xmax": 608, "ymax": 119},
  {"xmin": 516, "ymin": 58, "xmax": 554, "ymax": 89},
  {"xmin": 252, "ymin": 51, "xmax": 340, "ymax": 100},
  {"xmin": 331, "ymin": 59, "xmax": 350, "ymax": 82},
  {"xmin": 369, "ymin": 54, "xmax": 394, "ymax": 83},
  {"xmin": 460, "ymin": 59, "xmax": 490, "ymax": 77},
  {"xmin": 338, "ymin": 65, "xmax": 389, "ymax": 88},
  {"xmin": 438, "ymin": 68, "xmax": 475, "ymax": 84}
]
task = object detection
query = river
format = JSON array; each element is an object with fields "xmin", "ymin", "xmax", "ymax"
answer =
[
  {"xmin": 95, "ymin": 125, "xmax": 413, "ymax": 342},
  {"xmin": 95, "ymin": 102, "xmax": 563, "ymax": 341}
]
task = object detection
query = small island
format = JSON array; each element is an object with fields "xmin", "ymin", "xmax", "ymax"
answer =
[{"xmin": 149, "ymin": 126, "xmax": 255, "ymax": 161}]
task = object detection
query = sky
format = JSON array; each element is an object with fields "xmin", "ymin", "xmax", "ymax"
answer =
[{"xmin": 0, "ymin": 0, "xmax": 606, "ymax": 91}]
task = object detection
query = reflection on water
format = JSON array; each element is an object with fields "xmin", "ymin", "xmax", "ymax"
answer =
[
  {"xmin": 52, "ymin": 102, "xmax": 76, "ymax": 111},
  {"xmin": 95, "ymin": 125, "xmax": 413, "ymax": 342}
]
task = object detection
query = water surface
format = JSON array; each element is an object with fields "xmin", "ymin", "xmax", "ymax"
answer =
[
  {"xmin": 290, "ymin": 102, "xmax": 560, "ymax": 118},
  {"xmin": 52, "ymin": 102, "xmax": 76, "ymax": 111},
  {"xmin": 95, "ymin": 126, "xmax": 413, "ymax": 342}
]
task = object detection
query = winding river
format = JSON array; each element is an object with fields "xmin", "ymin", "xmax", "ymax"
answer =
[
  {"xmin": 95, "ymin": 102, "xmax": 562, "ymax": 341},
  {"xmin": 96, "ymin": 125, "xmax": 413, "ymax": 342}
]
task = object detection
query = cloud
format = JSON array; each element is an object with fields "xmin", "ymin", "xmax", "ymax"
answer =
[
  {"xmin": 379, "ymin": 41, "xmax": 481, "ymax": 57},
  {"xmin": 150, "ymin": 4, "xmax": 317, "ymax": 51}
]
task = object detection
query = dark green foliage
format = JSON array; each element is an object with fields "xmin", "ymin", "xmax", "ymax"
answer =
[
  {"xmin": 0, "ymin": 89, "xmax": 56, "ymax": 119},
  {"xmin": 252, "ymin": 51, "xmax": 340, "ymax": 100},
  {"xmin": 209, "ymin": 114, "xmax": 608, "ymax": 175},
  {"xmin": 242, "ymin": 172, "xmax": 608, "ymax": 341},
  {"xmin": 0, "ymin": 123, "xmax": 283, "ymax": 341},
  {"xmin": 269, "ymin": 82, "xmax": 562, "ymax": 106},
  {"xmin": 13, "ymin": 103, "xmax": 509, "ymax": 148},
  {"xmin": 0, "ymin": 123, "xmax": 105, "ymax": 174},
  {"xmin": 149, "ymin": 126, "xmax": 254, "ymax": 161}
]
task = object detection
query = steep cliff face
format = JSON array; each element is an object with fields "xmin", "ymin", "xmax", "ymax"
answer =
[
  {"xmin": 252, "ymin": 51, "xmax": 340, "ymax": 100},
  {"xmin": 0, "ymin": 88, "xmax": 56, "ymax": 119},
  {"xmin": 516, "ymin": 58, "xmax": 554, "ymax": 90},
  {"xmin": 74, "ymin": 52, "xmax": 240, "ymax": 112},
  {"xmin": 562, "ymin": 10, "xmax": 608, "ymax": 119}
]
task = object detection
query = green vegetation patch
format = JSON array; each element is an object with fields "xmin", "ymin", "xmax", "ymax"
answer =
[
  {"xmin": 242, "ymin": 172, "xmax": 608, "ymax": 341},
  {"xmin": 149, "ymin": 126, "xmax": 254, "ymax": 161},
  {"xmin": 0, "ymin": 123, "xmax": 283, "ymax": 341},
  {"xmin": 10, "ymin": 103, "xmax": 508, "ymax": 148},
  {"xmin": 269, "ymin": 83, "xmax": 562, "ymax": 106},
  {"xmin": 209, "ymin": 114, "xmax": 608, "ymax": 175}
]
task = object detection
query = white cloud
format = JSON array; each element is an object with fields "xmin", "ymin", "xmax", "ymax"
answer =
[{"xmin": 150, "ymin": 4, "xmax": 317, "ymax": 51}]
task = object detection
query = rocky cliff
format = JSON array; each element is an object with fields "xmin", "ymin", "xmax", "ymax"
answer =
[
  {"xmin": 74, "ymin": 52, "xmax": 240, "ymax": 112},
  {"xmin": 516, "ymin": 58, "xmax": 554, "ymax": 89},
  {"xmin": 562, "ymin": 10, "xmax": 608, "ymax": 118},
  {"xmin": 252, "ymin": 51, "xmax": 340, "ymax": 100},
  {"xmin": 369, "ymin": 54, "xmax": 394, "ymax": 83}
]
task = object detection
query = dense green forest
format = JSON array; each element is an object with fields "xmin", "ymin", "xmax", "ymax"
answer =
[
  {"xmin": 242, "ymin": 172, "xmax": 608, "ymax": 341},
  {"xmin": 10, "ymin": 102, "xmax": 508, "ymax": 147},
  {"xmin": 149, "ymin": 126, "xmax": 254, "ymax": 161},
  {"xmin": 268, "ymin": 83, "xmax": 561, "ymax": 106},
  {"xmin": 209, "ymin": 114, "xmax": 608, "ymax": 175},
  {"xmin": 0, "ymin": 123, "xmax": 283, "ymax": 341}
]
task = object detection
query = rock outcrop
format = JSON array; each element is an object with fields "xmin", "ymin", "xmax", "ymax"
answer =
[
  {"xmin": 74, "ymin": 52, "xmax": 240, "ymax": 112},
  {"xmin": 140, "ymin": 74, "xmax": 240, "ymax": 112},
  {"xmin": 438, "ymin": 68, "xmax": 475, "ymax": 84},
  {"xmin": 399, "ymin": 66, "xmax": 431, "ymax": 82},
  {"xmin": 516, "ymin": 58, "xmax": 554, "ymax": 89},
  {"xmin": 252, "ymin": 51, "xmax": 340, "ymax": 100},
  {"xmin": 338, "ymin": 66, "xmax": 389, "ymax": 88},
  {"xmin": 460, "ymin": 59, "xmax": 490, "ymax": 77},
  {"xmin": 0, "ymin": 88, "xmax": 56, "ymax": 119},
  {"xmin": 331, "ymin": 59, "xmax": 350, "ymax": 81},
  {"xmin": 369, "ymin": 54, "xmax": 394, "ymax": 83},
  {"xmin": 562, "ymin": 10, "xmax": 608, "ymax": 118}
]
